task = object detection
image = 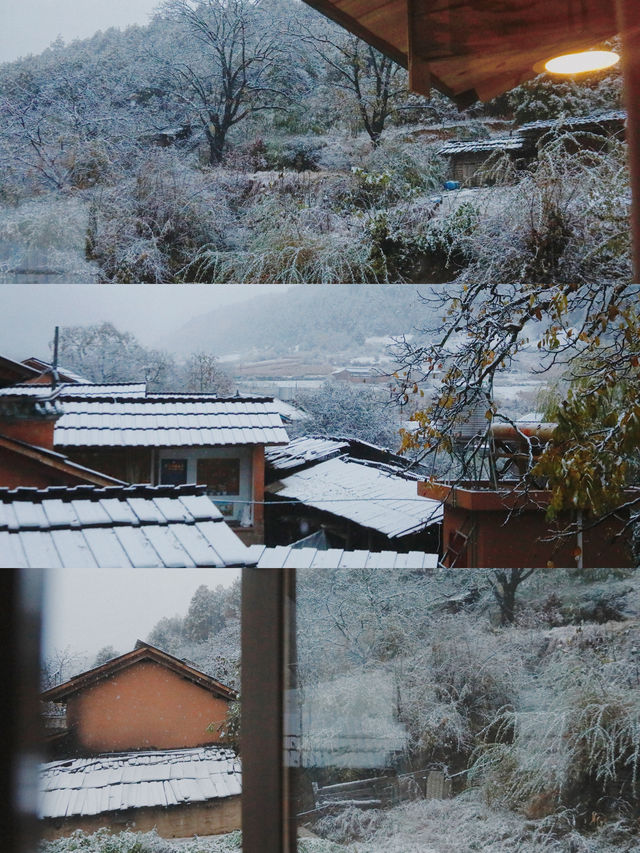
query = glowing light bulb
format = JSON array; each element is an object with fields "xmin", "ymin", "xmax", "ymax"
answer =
[{"xmin": 544, "ymin": 50, "xmax": 620, "ymax": 74}]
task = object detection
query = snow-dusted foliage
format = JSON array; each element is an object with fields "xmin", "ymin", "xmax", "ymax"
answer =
[
  {"xmin": 290, "ymin": 381, "xmax": 402, "ymax": 449},
  {"xmin": 295, "ymin": 569, "xmax": 640, "ymax": 849},
  {"xmin": 146, "ymin": 580, "xmax": 240, "ymax": 690}
]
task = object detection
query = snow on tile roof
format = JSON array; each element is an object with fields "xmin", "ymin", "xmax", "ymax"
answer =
[
  {"xmin": 247, "ymin": 544, "xmax": 438, "ymax": 568},
  {"xmin": 0, "ymin": 383, "xmax": 148, "ymax": 397},
  {"xmin": 0, "ymin": 484, "xmax": 254, "ymax": 568},
  {"xmin": 518, "ymin": 109, "xmax": 626, "ymax": 132},
  {"xmin": 438, "ymin": 136, "xmax": 524, "ymax": 155},
  {"xmin": 39, "ymin": 746, "xmax": 241, "ymax": 819},
  {"xmin": 269, "ymin": 457, "xmax": 442, "ymax": 538},
  {"xmin": 53, "ymin": 396, "xmax": 289, "ymax": 447},
  {"xmin": 265, "ymin": 435, "xmax": 349, "ymax": 470}
]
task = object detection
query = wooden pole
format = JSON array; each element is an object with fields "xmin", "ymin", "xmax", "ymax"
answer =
[{"xmin": 617, "ymin": 0, "xmax": 640, "ymax": 281}]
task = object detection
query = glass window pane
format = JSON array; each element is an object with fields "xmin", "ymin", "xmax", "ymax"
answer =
[
  {"xmin": 289, "ymin": 567, "xmax": 640, "ymax": 852},
  {"xmin": 40, "ymin": 569, "xmax": 242, "ymax": 846}
]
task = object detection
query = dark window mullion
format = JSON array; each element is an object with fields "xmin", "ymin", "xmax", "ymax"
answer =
[{"xmin": 241, "ymin": 567, "xmax": 296, "ymax": 853}]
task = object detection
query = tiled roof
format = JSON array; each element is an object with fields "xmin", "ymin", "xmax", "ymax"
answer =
[
  {"xmin": 247, "ymin": 544, "xmax": 438, "ymax": 568},
  {"xmin": 265, "ymin": 436, "xmax": 349, "ymax": 471},
  {"xmin": 268, "ymin": 457, "xmax": 442, "ymax": 538},
  {"xmin": 438, "ymin": 136, "xmax": 524, "ymax": 155},
  {"xmin": 0, "ymin": 484, "xmax": 254, "ymax": 568},
  {"xmin": 518, "ymin": 109, "xmax": 626, "ymax": 132},
  {"xmin": 39, "ymin": 746, "xmax": 241, "ymax": 819},
  {"xmin": 53, "ymin": 396, "xmax": 289, "ymax": 447},
  {"xmin": 0, "ymin": 383, "xmax": 148, "ymax": 397}
]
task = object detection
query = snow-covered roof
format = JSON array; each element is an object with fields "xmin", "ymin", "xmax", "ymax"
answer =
[
  {"xmin": 0, "ymin": 383, "xmax": 147, "ymax": 397},
  {"xmin": 518, "ymin": 109, "xmax": 626, "ymax": 132},
  {"xmin": 21, "ymin": 357, "xmax": 91, "ymax": 384},
  {"xmin": 265, "ymin": 435, "xmax": 349, "ymax": 470},
  {"xmin": 53, "ymin": 396, "xmax": 289, "ymax": 447},
  {"xmin": 268, "ymin": 457, "xmax": 442, "ymax": 538},
  {"xmin": 39, "ymin": 746, "xmax": 241, "ymax": 820},
  {"xmin": 247, "ymin": 544, "xmax": 438, "ymax": 568},
  {"xmin": 271, "ymin": 398, "xmax": 309, "ymax": 422},
  {"xmin": 0, "ymin": 484, "xmax": 254, "ymax": 568},
  {"xmin": 438, "ymin": 136, "xmax": 524, "ymax": 155}
]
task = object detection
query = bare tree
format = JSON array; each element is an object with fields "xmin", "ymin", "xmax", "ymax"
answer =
[
  {"xmin": 304, "ymin": 28, "xmax": 405, "ymax": 146},
  {"xmin": 159, "ymin": 0, "xmax": 292, "ymax": 164},
  {"xmin": 182, "ymin": 350, "xmax": 234, "ymax": 394}
]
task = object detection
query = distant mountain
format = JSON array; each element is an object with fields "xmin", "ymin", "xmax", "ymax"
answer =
[{"xmin": 169, "ymin": 285, "xmax": 438, "ymax": 358}]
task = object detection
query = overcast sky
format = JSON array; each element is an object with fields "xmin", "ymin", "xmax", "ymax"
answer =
[
  {"xmin": 41, "ymin": 568, "xmax": 239, "ymax": 663},
  {"xmin": 0, "ymin": 284, "xmax": 290, "ymax": 360},
  {"xmin": 1, "ymin": 0, "xmax": 160, "ymax": 64}
]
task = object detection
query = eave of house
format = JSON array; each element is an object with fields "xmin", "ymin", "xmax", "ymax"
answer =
[{"xmin": 41, "ymin": 642, "xmax": 237, "ymax": 703}]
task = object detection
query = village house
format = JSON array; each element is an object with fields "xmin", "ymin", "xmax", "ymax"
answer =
[
  {"xmin": 419, "ymin": 479, "xmax": 636, "ymax": 569},
  {"xmin": 417, "ymin": 416, "xmax": 636, "ymax": 569},
  {"xmin": 0, "ymin": 390, "xmax": 126, "ymax": 489},
  {"xmin": 439, "ymin": 110, "xmax": 626, "ymax": 186},
  {"xmin": 265, "ymin": 435, "xmax": 442, "ymax": 552},
  {"xmin": 0, "ymin": 379, "xmax": 289, "ymax": 545},
  {"xmin": 40, "ymin": 642, "xmax": 241, "ymax": 839}
]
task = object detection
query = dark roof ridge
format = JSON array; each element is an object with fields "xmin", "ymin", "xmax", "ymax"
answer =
[
  {"xmin": 0, "ymin": 483, "xmax": 209, "ymax": 503},
  {"xmin": 59, "ymin": 394, "xmax": 277, "ymax": 404},
  {"xmin": 41, "ymin": 640, "xmax": 237, "ymax": 703}
]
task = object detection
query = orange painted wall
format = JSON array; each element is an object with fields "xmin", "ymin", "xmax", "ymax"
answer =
[{"xmin": 66, "ymin": 660, "xmax": 230, "ymax": 753}]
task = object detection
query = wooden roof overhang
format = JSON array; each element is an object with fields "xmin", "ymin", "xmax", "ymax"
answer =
[
  {"xmin": 302, "ymin": 0, "xmax": 619, "ymax": 104},
  {"xmin": 41, "ymin": 642, "xmax": 237, "ymax": 703},
  {"xmin": 302, "ymin": 0, "xmax": 640, "ymax": 279}
]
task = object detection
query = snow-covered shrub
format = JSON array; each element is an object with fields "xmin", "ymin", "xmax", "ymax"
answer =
[
  {"xmin": 264, "ymin": 137, "xmax": 325, "ymax": 172},
  {"xmin": 39, "ymin": 827, "xmax": 174, "ymax": 853},
  {"xmin": 0, "ymin": 195, "xmax": 98, "ymax": 281},
  {"xmin": 453, "ymin": 137, "xmax": 631, "ymax": 285},
  {"xmin": 399, "ymin": 618, "xmax": 520, "ymax": 769},
  {"xmin": 470, "ymin": 648, "xmax": 640, "ymax": 823},
  {"xmin": 312, "ymin": 805, "xmax": 385, "ymax": 843},
  {"xmin": 86, "ymin": 151, "xmax": 234, "ymax": 282}
]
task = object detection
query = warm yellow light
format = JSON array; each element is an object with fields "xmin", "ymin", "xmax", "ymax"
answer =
[{"xmin": 544, "ymin": 50, "xmax": 620, "ymax": 74}]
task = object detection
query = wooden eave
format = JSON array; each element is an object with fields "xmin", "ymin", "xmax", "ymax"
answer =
[
  {"xmin": 0, "ymin": 433, "xmax": 125, "ymax": 487},
  {"xmin": 41, "ymin": 643, "xmax": 237, "ymax": 703},
  {"xmin": 0, "ymin": 356, "xmax": 41, "ymax": 388},
  {"xmin": 302, "ymin": 0, "xmax": 619, "ymax": 104}
]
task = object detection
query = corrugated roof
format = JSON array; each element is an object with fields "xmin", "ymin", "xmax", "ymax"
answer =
[
  {"xmin": 54, "ymin": 397, "xmax": 289, "ymax": 448},
  {"xmin": 0, "ymin": 484, "xmax": 254, "ymax": 568},
  {"xmin": 39, "ymin": 746, "xmax": 241, "ymax": 819},
  {"xmin": 247, "ymin": 544, "xmax": 438, "ymax": 568},
  {"xmin": 265, "ymin": 436, "xmax": 349, "ymax": 471},
  {"xmin": 268, "ymin": 457, "xmax": 442, "ymax": 538}
]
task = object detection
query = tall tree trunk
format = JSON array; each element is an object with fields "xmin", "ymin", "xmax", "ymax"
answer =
[{"xmin": 205, "ymin": 123, "xmax": 226, "ymax": 165}]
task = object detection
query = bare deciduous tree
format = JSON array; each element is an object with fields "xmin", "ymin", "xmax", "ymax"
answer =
[{"xmin": 159, "ymin": 0, "xmax": 292, "ymax": 164}]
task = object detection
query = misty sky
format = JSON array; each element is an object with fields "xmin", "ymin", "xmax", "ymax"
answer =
[
  {"xmin": 42, "ymin": 568, "xmax": 239, "ymax": 662},
  {"xmin": 1, "ymin": 0, "xmax": 160, "ymax": 64},
  {"xmin": 0, "ymin": 284, "xmax": 291, "ymax": 361}
]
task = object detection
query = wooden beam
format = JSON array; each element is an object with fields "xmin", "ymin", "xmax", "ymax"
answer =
[
  {"xmin": 617, "ymin": 0, "xmax": 640, "ymax": 281},
  {"xmin": 407, "ymin": 0, "xmax": 430, "ymax": 95}
]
